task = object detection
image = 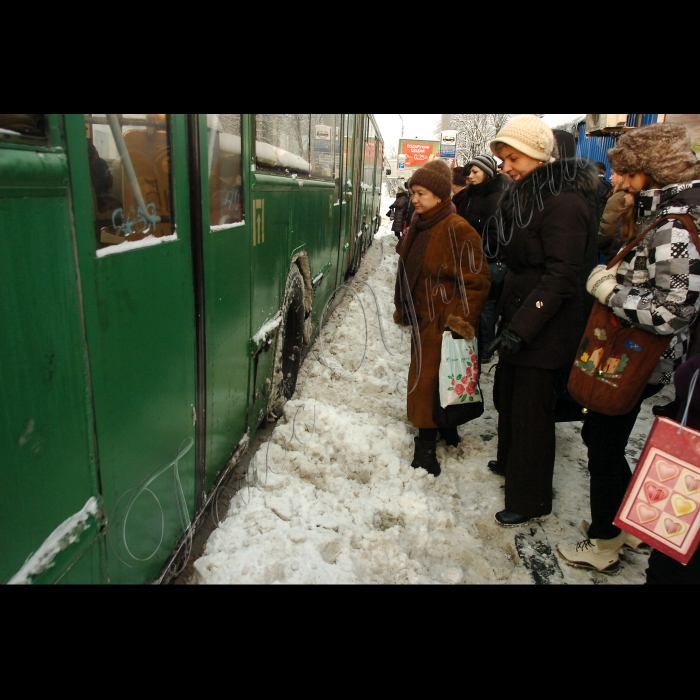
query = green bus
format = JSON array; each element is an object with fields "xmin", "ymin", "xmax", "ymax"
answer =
[{"xmin": 1, "ymin": 113, "xmax": 384, "ymax": 584}]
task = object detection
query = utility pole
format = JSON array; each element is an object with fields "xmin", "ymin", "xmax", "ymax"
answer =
[{"xmin": 398, "ymin": 114, "xmax": 404, "ymax": 138}]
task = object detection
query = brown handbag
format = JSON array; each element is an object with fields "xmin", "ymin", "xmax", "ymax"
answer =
[{"xmin": 567, "ymin": 214, "xmax": 700, "ymax": 416}]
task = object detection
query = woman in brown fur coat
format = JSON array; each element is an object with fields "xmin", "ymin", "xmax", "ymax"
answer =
[{"xmin": 394, "ymin": 159, "xmax": 491, "ymax": 476}]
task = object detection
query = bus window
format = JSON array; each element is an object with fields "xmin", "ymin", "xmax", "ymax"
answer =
[
  {"xmin": 310, "ymin": 114, "xmax": 335, "ymax": 181},
  {"xmin": 207, "ymin": 114, "xmax": 244, "ymax": 226},
  {"xmin": 85, "ymin": 114, "xmax": 175, "ymax": 251},
  {"xmin": 0, "ymin": 114, "xmax": 47, "ymax": 145},
  {"xmin": 255, "ymin": 114, "xmax": 311, "ymax": 176}
]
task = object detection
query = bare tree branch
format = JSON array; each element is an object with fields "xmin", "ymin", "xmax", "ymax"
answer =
[{"xmin": 446, "ymin": 114, "xmax": 545, "ymax": 165}]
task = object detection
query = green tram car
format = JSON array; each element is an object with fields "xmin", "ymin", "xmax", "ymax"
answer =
[{"xmin": 1, "ymin": 113, "xmax": 384, "ymax": 584}]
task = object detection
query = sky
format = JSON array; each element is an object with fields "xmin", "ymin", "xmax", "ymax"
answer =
[{"xmin": 375, "ymin": 114, "xmax": 584, "ymax": 157}]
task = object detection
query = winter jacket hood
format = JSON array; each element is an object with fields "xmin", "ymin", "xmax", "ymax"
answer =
[
  {"xmin": 634, "ymin": 180, "xmax": 700, "ymax": 226},
  {"xmin": 498, "ymin": 158, "xmax": 599, "ymax": 230}
]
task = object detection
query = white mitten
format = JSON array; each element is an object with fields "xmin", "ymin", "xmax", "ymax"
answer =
[{"xmin": 586, "ymin": 263, "xmax": 620, "ymax": 304}]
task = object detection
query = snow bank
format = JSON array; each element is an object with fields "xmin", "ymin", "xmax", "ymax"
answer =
[{"xmin": 193, "ymin": 212, "xmax": 661, "ymax": 585}]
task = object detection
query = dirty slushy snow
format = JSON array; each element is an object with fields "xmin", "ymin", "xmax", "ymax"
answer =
[{"xmin": 193, "ymin": 200, "xmax": 668, "ymax": 585}]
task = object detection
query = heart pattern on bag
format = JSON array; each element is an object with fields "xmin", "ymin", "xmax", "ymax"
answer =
[
  {"xmin": 644, "ymin": 481, "xmax": 668, "ymax": 503},
  {"xmin": 656, "ymin": 459, "xmax": 680, "ymax": 482},
  {"xmin": 671, "ymin": 494, "xmax": 697, "ymax": 518},
  {"xmin": 664, "ymin": 517, "xmax": 687, "ymax": 537},
  {"xmin": 684, "ymin": 474, "xmax": 700, "ymax": 495},
  {"xmin": 636, "ymin": 503, "xmax": 660, "ymax": 524}
]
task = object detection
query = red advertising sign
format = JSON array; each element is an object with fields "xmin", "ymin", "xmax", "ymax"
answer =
[{"xmin": 398, "ymin": 139, "xmax": 440, "ymax": 169}]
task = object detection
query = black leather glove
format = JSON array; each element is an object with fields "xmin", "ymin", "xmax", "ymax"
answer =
[{"xmin": 487, "ymin": 329, "xmax": 523, "ymax": 358}]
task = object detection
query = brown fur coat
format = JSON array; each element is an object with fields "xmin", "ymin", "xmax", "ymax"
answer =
[{"xmin": 394, "ymin": 200, "xmax": 491, "ymax": 428}]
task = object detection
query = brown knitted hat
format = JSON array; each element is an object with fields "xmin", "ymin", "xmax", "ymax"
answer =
[
  {"xmin": 410, "ymin": 158, "xmax": 453, "ymax": 201},
  {"xmin": 608, "ymin": 123, "xmax": 700, "ymax": 187}
]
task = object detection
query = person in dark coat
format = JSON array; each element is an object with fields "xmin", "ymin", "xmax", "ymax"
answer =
[
  {"xmin": 394, "ymin": 159, "xmax": 490, "ymax": 477},
  {"xmin": 388, "ymin": 187, "xmax": 409, "ymax": 238},
  {"xmin": 594, "ymin": 161, "xmax": 613, "ymax": 221},
  {"xmin": 462, "ymin": 153, "xmax": 511, "ymax": 362},
  {"xmin": 552, "ymin": 129, "xmax": 577, "ymax": 161},
  {"xmin": 487, "ymin": 115, "xmax": 598, "ymax": 527},
  {"xmin": 403, "ymin": 180, "xmax": 415, "ymax": 229},
  {"xmin": 646, "ymin": 354, "xmax": 700, "ymax": 584},
  {"xmin": 451, "ymin": 167, "xmax": 469, "ymax": 219}
]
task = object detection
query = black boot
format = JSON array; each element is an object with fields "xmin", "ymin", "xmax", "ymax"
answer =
[
  {"xmin": 488, "ymin": 460, "xmax": 506, "ymax": 476},
  {"xmin": 411, "ymin": 437, "xmax": 441, "ymax": 477},
  {"xmin": 438, "ymin": 426, "xmax": 460, "ymax": 447},
  {"xmin": 652, "ymin": 397, "xmax": 682, "ymax": 418}
]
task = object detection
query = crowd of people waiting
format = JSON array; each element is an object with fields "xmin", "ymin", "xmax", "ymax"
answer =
[{"xmin": 389, "ymin": 115, "xmax": 700, "ymax": 584}]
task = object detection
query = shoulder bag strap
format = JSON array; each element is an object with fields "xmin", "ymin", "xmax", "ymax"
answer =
[{"xmin": 607, "ymin": 214, "xmax": 700, "ymax": 270}]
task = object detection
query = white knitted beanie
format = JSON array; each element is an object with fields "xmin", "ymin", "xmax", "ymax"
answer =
[{"xmin": 490, "ymin": 115, "xmax": 555, "ymax": 163}]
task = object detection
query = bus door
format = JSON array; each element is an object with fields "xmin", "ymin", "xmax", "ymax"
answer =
[
  {"xmin": 199, "ymin": 114, "xmax": 252, "ymax": 495},
  {"xmin": 0, "ymin": 114, "xmax": 104, "ymax": 584},
  {"xmin": 67, "ymin": 114, "xmax": 197, "ymax": 584},
  {"xmin": 349, "ymin": 115, "xmax": 365, "ymax": 273},
  {"xmin": 337, "ymin": 113, "xmax": 356, "ymax": 279}
]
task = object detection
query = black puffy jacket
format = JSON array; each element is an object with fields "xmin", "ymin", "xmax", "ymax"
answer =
[
  {"xmin": 495, "ymin": 159, "xmax": 599, "ymax": 369},
  {"xmin": 389, "ymin": 192, "xmax": 409, "ymax": 233}
]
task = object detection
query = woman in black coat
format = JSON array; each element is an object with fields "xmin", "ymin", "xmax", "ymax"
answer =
[
  {"xmin": 388, "ymin": 188, "xmax": 409, "ymax": 237},
  {"xmin": 487, "ymin": 115, "xmax": 598, "ymax": 527},
  {"xmin": 462, "ymin": 154, "xmax": 510, "ymax": 361}
]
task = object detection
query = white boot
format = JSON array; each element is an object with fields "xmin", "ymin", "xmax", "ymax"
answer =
[
  {"xmin": 581, "ymin": 520, "xmax": 651, "ymax": 554},
  {"xmin": 557, "ymin": 531, "xmax": 627, "ymax": 575}
]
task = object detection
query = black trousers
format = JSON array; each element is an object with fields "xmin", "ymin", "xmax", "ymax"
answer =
[
  {"xmin": 582, "ymin": 383, "xmax": 662, "ymax": 541},
  {"xmin": 646, "ymin": 547, "xmax": 700, "ymax": 584},
  {"xmin": 495, "ymin": 363, "xmax": 558, "ymax": 518}
]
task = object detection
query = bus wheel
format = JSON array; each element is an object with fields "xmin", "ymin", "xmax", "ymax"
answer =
[{"xmin": 268, "ymin": 266, "xmax": 305, "ymax": 418}]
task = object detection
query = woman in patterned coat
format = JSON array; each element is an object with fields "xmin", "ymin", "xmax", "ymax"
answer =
[{"xmin": 558, "ymin": 123, "xmax": 700, "ymax": 575}]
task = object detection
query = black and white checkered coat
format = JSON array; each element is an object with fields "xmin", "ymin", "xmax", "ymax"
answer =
[{"xmin": 607, "ymin": 181, "xmax": 700, "ymax": 385}]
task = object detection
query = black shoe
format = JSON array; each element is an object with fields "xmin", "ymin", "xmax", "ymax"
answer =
[
  {"xmin": 495, "ymin": 509, "xmax": 551, "ymax": 528},
  {"xmin": 411, "ymin": 437, "xmax": 441, "ymax": 477},
  {"xmin": 488, "ymin": 460, "xmax": 506, "ymax": 476},
  {"xmin": 652, "ymin": 397, "xmax": 681, "ymax": 418},
  {"xmin": 481, "ymin": 354, "xmax": 494, "ymax": 364},
  {"xmin": 438, "ymin": 427, "xmax": 460, "ymax": 447}
]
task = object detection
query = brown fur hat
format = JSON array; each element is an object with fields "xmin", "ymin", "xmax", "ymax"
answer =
[
  {"xmin": 410, "ymin": 158, "xmax": 453, "ymax": 201},
  {"xmin": 608, "ymin": 123, "xmax": 700, "ymax": 187}
]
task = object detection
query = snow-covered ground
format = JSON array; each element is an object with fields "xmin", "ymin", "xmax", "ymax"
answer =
[{"xmin": 192, "ymin": 198, "xmax": 671, "ymax": 585}]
